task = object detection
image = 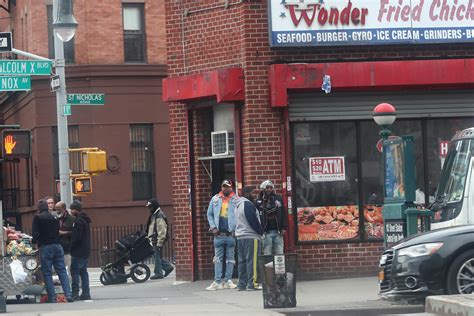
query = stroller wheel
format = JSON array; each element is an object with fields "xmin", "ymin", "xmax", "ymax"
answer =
[
  {"xmin": 100, "ymin": 272, "xmax": 111, "ymax": 285},
  {"xmin": 130, "ymin": 263, "xmax": 151, "ymax": 283}
]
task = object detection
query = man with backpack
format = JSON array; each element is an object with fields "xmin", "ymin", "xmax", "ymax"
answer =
[{"xmin": 146, "ymin": 198, "xmax": 174, "ymax": 280}]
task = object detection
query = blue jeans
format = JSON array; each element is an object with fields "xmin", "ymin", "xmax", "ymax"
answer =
[
  {"xmin": 263, "ymin": 230, "xmax": 284, "ymax": 255},
  {"xmin": 237, "ymin": 238, "xmax": 260, "ymax": 290},
  {"xmin": 71, "ymin": 257, "xmax": 90, "ymax": 297},
  {"xmin": 153, "ymin": 246, "xmax": 173, "ymax": 277},
  {"xmin": 213, "ymin": 235, "xmax": 236, "ymax": 283},
  {"xmin": 40, "ymin": 244, "xmax": 72, "ymax": 302}
]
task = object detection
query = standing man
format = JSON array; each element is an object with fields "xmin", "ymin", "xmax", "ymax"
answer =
[
  {"xmin": 55, "ymin": 201, "xmax": 75, "ymax": 271},
  {"xmin": 235, "ymin": 186, "xmax": 263, "ymax": 291},
  {"xmin": 32, "ymin": 199, "xmax": 73, "ymax": 303},
  {"xmin": 206, "ymin": 179, "xmax": 238, "ymax": 291},
  {"xmin": 256, "ymin": 180, "xmax": 287, "ymax": 255},
  {"xmin": 146, "ymin": 198, "xmax": 174, "ymax": 280},
  {"xmin": 69, "ymin": 200, "xmax": 92, "ymax": 301},
  {"xmin": 45, "ymin": 196, "xmax": 56, "ymax": 217}
]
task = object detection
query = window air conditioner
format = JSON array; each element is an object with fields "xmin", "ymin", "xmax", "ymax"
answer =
[{"xmin": 211, "ymin": 131, "xmax": 235, "ymax": 156}]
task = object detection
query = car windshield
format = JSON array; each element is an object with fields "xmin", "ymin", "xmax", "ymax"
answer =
[{"xmin": 436, "ymin": 139, "xmax": 472, "ymax": 204}]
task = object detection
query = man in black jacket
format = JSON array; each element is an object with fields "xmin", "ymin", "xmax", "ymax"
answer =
[
  {"xmin": 256, "ymin": 180, "xmax": 287, "ymax": 255},
  {"xmin": 32, "ymin": 199, "xmax": 73, "ymax": 303},
  {"xmin": 69, "ymin": 200, "xmax": 92, "ymax": 301}
]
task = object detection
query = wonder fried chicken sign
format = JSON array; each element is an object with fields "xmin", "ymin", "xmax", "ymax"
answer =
[{"xmin": 268, "ymin": 0, "xmax": 474, "ymax": 47}]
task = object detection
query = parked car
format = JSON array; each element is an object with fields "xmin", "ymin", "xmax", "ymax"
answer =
[{"xmin": 379, "ymin": 225, "xmax": 474, "ymax": 300}]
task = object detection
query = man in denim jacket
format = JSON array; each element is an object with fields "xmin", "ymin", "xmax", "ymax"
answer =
[{"xmin": 206, "ymin": 179, "xmax": 238, "ymax": 290}]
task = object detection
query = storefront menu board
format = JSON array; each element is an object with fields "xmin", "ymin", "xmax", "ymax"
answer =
[
  {"xmin": 268, "ymin": 0, "xmax": 474, "ymax": 47},
  {"xmin": 385, "ymin": 219, "xmax": 406, "ymax": 247},
  {"xmin": 297, "ymin": 205, "xmax": 359, "ymax": 241}
]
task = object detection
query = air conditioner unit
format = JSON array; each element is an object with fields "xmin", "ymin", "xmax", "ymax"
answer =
[{"xmin": 211, "ymin": 130, "xmax": 235, "ymax": 156}]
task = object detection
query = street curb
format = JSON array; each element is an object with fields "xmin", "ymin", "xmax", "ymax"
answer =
[{"xmin": 279, "ymin": 303, "xmax": 425, "ymax": 315}]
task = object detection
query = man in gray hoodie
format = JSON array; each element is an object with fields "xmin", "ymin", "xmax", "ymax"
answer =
[{"xmin": 235, "ymin": 187, "xmax": 263, "ymax": 291}]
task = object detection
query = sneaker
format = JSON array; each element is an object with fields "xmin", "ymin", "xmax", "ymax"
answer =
[
  {"xmin": 223, "ymin": 280, "xmax": 237, "ymax": 289},
  {"xmin": 246, "ymin": 287, "xmax": 257, "ymax": 291},
  {"xmin": 79, "ymin": 294, "xmax": 91, "ymax": 301},
  {"xmin": 164, "ymin": 266, "xmax": 174, "ymax": 278},
  {"xmin": 237, "ymin": 286, "xmax": 245, "ymax": 291},
  {"xmin": 66, "ymin": 297, "xmax": 74, "ymax": 303},
  {"xmin": 255, "ymin": 284, "xmax": 263, "ymax": 290},
  {"xmin": 206, "ymin": 281, "xmax": 223, "ymax": 291},
  {"xmin": 150, "ymin": 274, "xmax": 164, "ymax": 280}
]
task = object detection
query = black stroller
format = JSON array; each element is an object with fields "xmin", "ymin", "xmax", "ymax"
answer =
[{"xmin": 99, "ymin": 232, "xmax": 155, "ymax": 285}]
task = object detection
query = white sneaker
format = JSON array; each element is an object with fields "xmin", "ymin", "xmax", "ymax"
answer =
[
  {"xmin": 206, "ymin": 281, "xmax": 223, "ymax": 291},
  {"xmin": 223, "ymin": 280, "xmax": 237, "ymax": 289}
]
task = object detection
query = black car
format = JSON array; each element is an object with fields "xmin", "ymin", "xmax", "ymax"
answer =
[{"xmin": 379, "ymin": 225, "xmax": 474, "ymax": 300}]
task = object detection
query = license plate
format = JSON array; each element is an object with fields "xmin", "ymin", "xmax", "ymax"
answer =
[{"xmin": 378, "ymin": 269, "xmax": 385, "ymax": 282}]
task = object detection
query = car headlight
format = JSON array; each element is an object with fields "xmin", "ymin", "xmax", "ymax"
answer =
[{"xmin": 398, "ymin": 243, "xmax": 444, "ymax": 258}]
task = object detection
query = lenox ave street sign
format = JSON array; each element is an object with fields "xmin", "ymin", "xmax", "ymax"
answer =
[
  {"xmin": 67, "ymin": 93, "xmax": 105, "ymax": 105},
  {"xmin": 0, "ymin": 76, "xmax": 31, "ymax": 91},
  {"xmin": 0, "ymin": 60, "xmax": 52, "ymax": 75}
]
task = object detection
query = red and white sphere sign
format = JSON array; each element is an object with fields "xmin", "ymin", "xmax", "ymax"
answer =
[{"xmin": 309, "ymin": 156, "xmax": 346, "ymax": 182}]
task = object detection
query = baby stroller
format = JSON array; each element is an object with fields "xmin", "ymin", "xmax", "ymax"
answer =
[{"xmin": 99, "ymin": 232, "xmax": 155, "ymax": 285}]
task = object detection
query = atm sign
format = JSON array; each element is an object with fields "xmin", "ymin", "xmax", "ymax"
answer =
[{"xmin": 309, "ymin": 156, "xmax": 345, "ymax": 182}]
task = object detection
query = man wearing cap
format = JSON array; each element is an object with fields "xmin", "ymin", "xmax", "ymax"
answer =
[
  {"xmin": 206, "ymin": 179, "xmax": 238, "ymax": 290},
  {"xmin": 146, "ymin": 198, "xmax": 174, "ymax": 280},
  {"xmin": 32, "ymin": 199, "xmax": 73, "ymax": 303},
  {"xmin": 256, "ymin": 180, "xmax": 287, "ymax": 255}
]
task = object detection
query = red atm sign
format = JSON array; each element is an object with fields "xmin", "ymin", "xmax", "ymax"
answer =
[{"xmin": 309, "ymin": 156, "xmax": 345, "ymax": 182}]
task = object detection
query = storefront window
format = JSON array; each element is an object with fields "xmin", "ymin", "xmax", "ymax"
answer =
[{"xmin": 294, "ymin": 122, "xmax": 359, "ymax": 242}]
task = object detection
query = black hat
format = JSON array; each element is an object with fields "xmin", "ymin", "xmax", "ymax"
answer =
[
  {"xmin": 221, "ymin": 179, "xmax": 232, "ymax": 187},
  {"xmin": 70, "ymin": 200, "xmax": 83, "ymax": 212},
  {"xmin": 146, "ymin": 198, "xmax": 160, "ymax": 210},
  {"xmin": 37, "ymin": 199, "xmax": 48, "ymax": 212}
]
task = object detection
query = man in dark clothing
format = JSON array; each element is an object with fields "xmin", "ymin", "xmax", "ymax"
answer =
[
  {"xmin": 256, "ymin": 180, "xmax": 288, "ymax": 255},
  {"xmin": 146, "ymin": 198, "xmax": 174, "ymax": 280},
  {"xmin": 69, "ymin": 200, "xmax": 92, "ymax": 301},
  {"xmin": 55, "ymin": 201, "xmax": 75, "ymax": 270},
  {"xmin": 32, "ymin": 199, "xmax": 73, "ymax": 303}
]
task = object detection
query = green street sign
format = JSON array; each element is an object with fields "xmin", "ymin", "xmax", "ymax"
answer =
[
  {"xmin": 0, "ymin": 76, "xmax": 31, "ymax": 91},
  {"xmin": 0, "ymin": 60, "xmax": 52, "ymax": 76},
  {"xmin": 67, "ymin": 93, "xmax": 105, "ymax": 105},
  {"xmin": 63, "ymin": 104, "xmax": 71, "ymax": 116}
]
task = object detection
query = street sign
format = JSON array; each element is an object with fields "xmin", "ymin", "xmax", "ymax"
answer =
[
  {"xmin": 67, "ymin": 93, "xmax": 105, "ymax": 105},
  {"xmin": 0, "ymin": 60, "xmax": 52, "ymax": 76},
  {"xmin": 0, "ymin": 32, "xmax": 12, "ymax": 52},
  {"xmin": 0, "ymin": 76, "xmax": 30, "ymax": 91},
  {"xmin": 63, "ymin": 104, "xmax": 71, "ymax": 116},
  {"xmin": 50, "ymin": 74, "xmax": 60, "ymax": 92}
]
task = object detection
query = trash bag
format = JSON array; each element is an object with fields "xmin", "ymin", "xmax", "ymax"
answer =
[{"xmin": 10, "ymin": 259, "xmax": 28, "ymax": 284}]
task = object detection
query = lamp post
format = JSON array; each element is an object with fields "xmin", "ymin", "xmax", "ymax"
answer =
[
  {"xmin": 53, "ymin": 0, "xmax": 78, "ymax": 208},
  {"xmin": 373, "ymin": 102, "xmax": 397, "ymax": 142}
]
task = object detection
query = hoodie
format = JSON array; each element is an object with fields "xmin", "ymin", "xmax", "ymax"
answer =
[
  {"xmin": 235, "ymin": 197, "xmax": 263, "ymax": 240},
  {"xmin": 70, "ymin": 212, "xmax": 92, "ymax": 259}
]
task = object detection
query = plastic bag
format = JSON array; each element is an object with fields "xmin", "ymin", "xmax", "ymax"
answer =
[{"xmin": 10, "ymin": 259, "xmax": 28, "ymax": 284}]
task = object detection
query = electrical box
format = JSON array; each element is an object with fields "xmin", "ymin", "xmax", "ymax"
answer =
[{"xmin": 82, "ymin": 150, "xmax": 107, "ymax": 173}]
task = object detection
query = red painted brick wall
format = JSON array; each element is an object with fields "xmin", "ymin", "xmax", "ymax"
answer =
[{"xmin": 165, "ymin": 0, "xmax": 474, "ymax": 281}]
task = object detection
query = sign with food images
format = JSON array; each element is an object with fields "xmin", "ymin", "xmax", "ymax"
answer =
[
  {"xmin": 364, "ymin": 205, "xmax": 384, "ymax": 239},
  {"xmin": 297, "ymin": 205, "xmax": 359, "ymax": 241},
  {"xmin": 309, "ymin": 156, "xmax": 345, "ymax": 182}
]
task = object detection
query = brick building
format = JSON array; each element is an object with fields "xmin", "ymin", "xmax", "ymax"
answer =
[
  {"xmin": 0, "ymin": 0, "xmax": 172, "ymax": 230},
  {"xmin": 163, "ymin": 0, "xmax": 474, "ymax": 281}
]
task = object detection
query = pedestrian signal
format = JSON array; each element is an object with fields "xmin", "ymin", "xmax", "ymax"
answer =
[
  {"xmin": 82, "ymin": 150, "xmax": 107, "ymax": 173},
  {"xmin": 2, "ymin": 129, "xmax": 31, "ymax": 158},
  {"xmin": 73, "ymin": 177, "xmax": 92, "ymax": 194}
]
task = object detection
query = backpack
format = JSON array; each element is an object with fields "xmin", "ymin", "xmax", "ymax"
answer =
[{"xmin": 152, "ymin": 209, "xmax": 170, "ymax": 242}]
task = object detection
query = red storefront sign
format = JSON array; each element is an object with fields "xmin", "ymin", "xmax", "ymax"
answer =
[
  {"xmin": 309, "ymin": 156, "xmax": 345, "ymax": 182},
  {"xmin": 439, "ymin": 141, "xmax": 449, "ymax": 158}
]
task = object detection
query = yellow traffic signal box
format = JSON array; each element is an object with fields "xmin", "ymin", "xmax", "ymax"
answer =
[
  {"xmin": 82, "ymin": 150, "xmax": 107, "ymax": 173},
  {"xmin": 2, "ymin": 129, "xmax": 31, "ymax": 159},
  {"xmin": 74, "ymin": 177, "xmax": 92, "ymax": 194}
]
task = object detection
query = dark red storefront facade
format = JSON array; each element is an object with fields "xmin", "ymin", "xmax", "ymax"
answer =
[{"xmin": 163, "ymin": 0, "xmax": 474, "ymax": 281}]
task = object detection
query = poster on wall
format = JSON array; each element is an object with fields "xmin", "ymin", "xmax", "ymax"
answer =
[
  {"xmin": 297, "ymin": 205, "xmax": 359, "ymax": 241},
  {"xmin": 364, "ymin": 205, "xmax": 384, "ymax": 239},
  {"xmin": 268, "ymin": 0, "xmax": 474, "ymax": 47},
  {"xmin": 309, "ymin": 156, "xmax": 345, "ymax": 182}
]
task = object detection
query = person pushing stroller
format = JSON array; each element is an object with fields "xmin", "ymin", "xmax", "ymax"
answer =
[{"xmin": 146, "ymin": 199, "xmax": 174, "ymax": 280}]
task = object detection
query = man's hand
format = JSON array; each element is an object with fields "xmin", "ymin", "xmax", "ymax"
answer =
[
  {"xmin": 4, "ymin": 135, "xmax": 16, "ymax": 154},
  {"xmin": 280, "ymin": 229, "xmax": 287, "ymax": 236},
  {"xmin": 210, "ymin": 228, "xmax": 218, "ymax": 236}
]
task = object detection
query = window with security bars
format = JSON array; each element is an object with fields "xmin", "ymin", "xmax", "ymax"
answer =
[
  {"xmin": 130, "ymin": 124, "xmax": 155, "ymax": 200},
  {"xmin": 47, "ymin": 5, "xmax": 75, "ymax": 64},
  {"xmin": 52, "ymin": 126, "xmax": 81, "ymax": 195},
  {"xmin": 123, "ymin": 4, "xmax": 146, "ymax": 62}
]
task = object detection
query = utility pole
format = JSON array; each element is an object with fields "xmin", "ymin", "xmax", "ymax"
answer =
[{"xmin": 52, "ymin": 0, "xmax": 78, "ymax": 208}]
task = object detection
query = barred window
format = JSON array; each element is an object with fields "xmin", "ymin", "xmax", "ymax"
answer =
[
  {"xmin": 123, "ymin": 4, "xmax": 146, "ymax": 62},
  {"xmin": 130, "ymin": 124, "xmax": 155, "ymax": 200}
]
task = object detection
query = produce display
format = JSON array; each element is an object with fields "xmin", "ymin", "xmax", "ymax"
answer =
[
  {"xmin": 2, "ymin": 226, "xmax": 34, "ymax": 257},
  {"xmin": 297, "ymin": 205, "xmax": 359, "ymax": 241}
]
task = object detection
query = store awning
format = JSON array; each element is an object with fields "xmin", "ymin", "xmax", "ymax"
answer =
[
  {"xmin": 269, "ymin": 59, "xmax": 474, "ymax": 107},
  {"xmin": 162, "ymin": 67, "xmax": 245, "ymax": 103}
]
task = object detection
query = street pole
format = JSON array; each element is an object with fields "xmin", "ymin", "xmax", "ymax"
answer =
[{"xmin": 53, "ymin": 0, "xmax": 72, "ymax": 208}]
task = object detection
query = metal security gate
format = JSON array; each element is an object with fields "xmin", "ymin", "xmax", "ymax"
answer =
[{"xmin": 289, "ymin": 90, "xmax": 474, "ymax": 121}]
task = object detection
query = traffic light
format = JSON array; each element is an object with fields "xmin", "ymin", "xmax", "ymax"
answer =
[
  {"xmin": 82, "ymin": 150, "xmax": 107, "ymax": 173},
  {"xmin": 73, "ymin": 177, "xmax": 92, "ymax": 194},
  {"xmin": 2, "ymin": 129, "xmax": 31, "ymax": 159}
]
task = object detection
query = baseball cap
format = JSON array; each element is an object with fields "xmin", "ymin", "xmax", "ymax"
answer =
[
  {"xmin": 221, "ymin": 179, "xmax": 232, "ymax": 187},
  {"xmin": 260, "ymin": 180, "xmax": 274, "ymax": 189}
]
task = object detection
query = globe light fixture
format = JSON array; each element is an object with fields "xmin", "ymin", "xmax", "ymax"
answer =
[
  {"xmin": 53, "ymin": 0, "xmax": 78, "ymax": 42},
  {"xmin": 373, "ymin": 102, "xmax": 397, "ymax": 127}
]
